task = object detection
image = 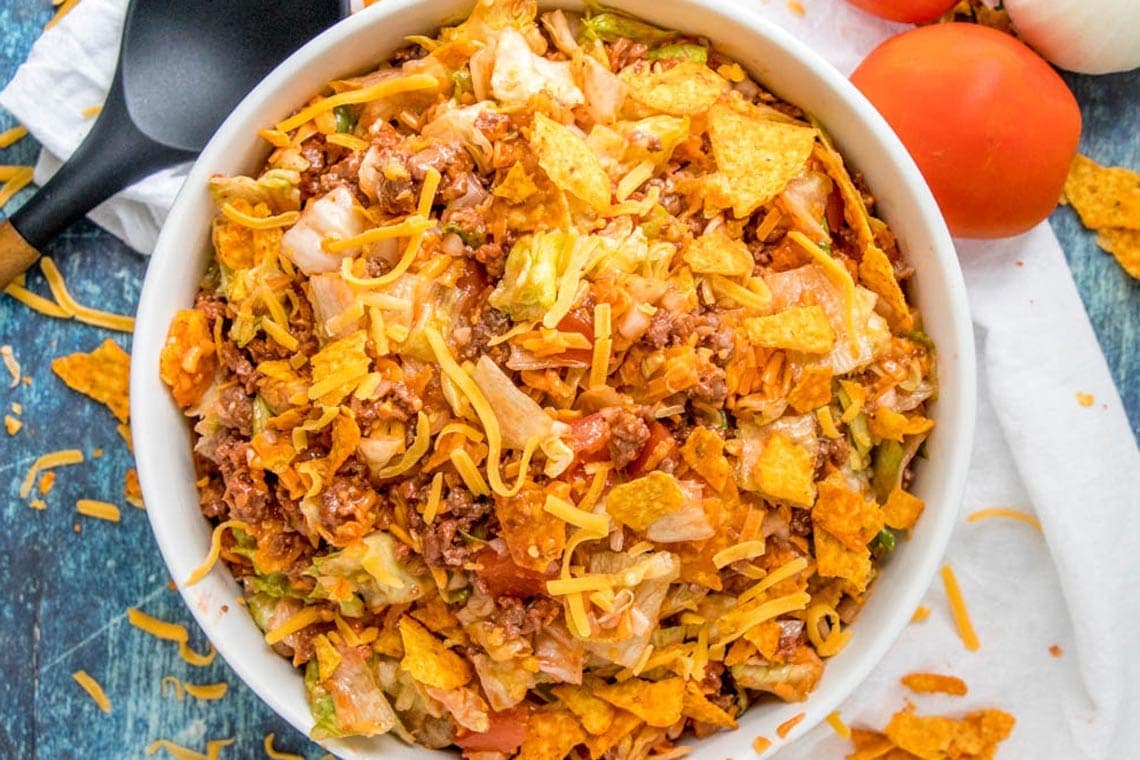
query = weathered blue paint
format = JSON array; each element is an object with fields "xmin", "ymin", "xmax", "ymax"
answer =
[{"xmin": 0, "ymin": 2, "xmax": 1135, "ymax": 758}]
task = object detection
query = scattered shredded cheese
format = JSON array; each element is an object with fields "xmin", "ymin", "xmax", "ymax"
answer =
[
  {"xmin": 183, "ymin": 681, "xmax": 228, "ymax": 700},
  {"xmin": 826, "ymin": 710, "xmax": 850, "ymax": 740},
  {"xmin": 0, "ymin": 166, "xmax": 34, "ymax": 209},
  {"xmin": 72, "ymin": 670, "xmax": 111, "ymax": 713},
  {"xmin": 76, "ymin": 499, "xmax": 122, "ymax": 522},
  {"xmin": 39, "ymin": 257, "xmax": 135, "ymax": 332},
  {"xmin": 19, "ymin": 449, "xmax": 84, "ymax": 499},
  {"xmin": 258, "ymin": 128, "xmax": 292, "ymax": 148},
  {"xmin": 45, "ymin": 0, "xmax": 79, "ymax": 29},
  {"xmin": 178, "ymin": 641, "xmax": 217, "ymax": 667},
  {"xmin": 940, "ymin": 564, "xmax": 980, "ymax": 651},
  {"xmin": 966, "ymin": 508, "xmax": 1042, "ymax": 531},
  {"xmin": 3, "ymin": 281, "xmax": 71, "ymax": 318},
  {"xmin": 0, "ymin": 126, "xmax": 28, "ymax": 149},
  {"xmin": 911, "ymin": 605, "xmax": 930, "ymax": 623},
  {"xmin": 263, "ymin": 733, "xmax": 305, "ymax": 760},
  {"xmin": 146, "ymin": 738, "xmax": 234, "ymax": 760},
  {"xmin": 28, "ymin": 498, "xmax": 46, "ymax": 510},
  {"xmin": 4, "ymin": 415, "xmax": 22, "ymax": 435},
  {"xmin": 127, "ymin": 608, "xmax": 189, "ymax": 642},
  {"xmin": 753, "ymin": 736, "xmax": 772, "ymax": 753},
  {"xmin": 81, "ymin": 104, "xmax": 103, "ymax": 119}
]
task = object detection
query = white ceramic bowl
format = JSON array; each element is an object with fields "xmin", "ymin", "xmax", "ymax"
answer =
[{"xmin": 131, "ymin": 0, "xmax": 976, "ymax": 756}]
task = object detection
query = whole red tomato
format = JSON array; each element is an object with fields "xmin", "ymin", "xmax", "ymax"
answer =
[
  {"xmin": 851, "ymin": 24, "xmax": 1081, "ymax": 239},
  {"xmin": 845, "ymin": 0, "xmax": 957, "ymax": 23}
]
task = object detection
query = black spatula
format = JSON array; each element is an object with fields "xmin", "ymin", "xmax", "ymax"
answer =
[{"xmin": 0, "ymin": 0, "xmax": 349, "ymax": 287}]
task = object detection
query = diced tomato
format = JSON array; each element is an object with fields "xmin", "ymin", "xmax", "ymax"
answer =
[
  {"xmin": 474, "ymin": 548, "xmax": 550, "ymax": 598},
  {"xmin": 628, "ymin": 421, "xmax": 676, "ymax": 476},
  {"xmin": 566, "ymin": 413, "xmax": 611, "ymax": 460},
  {"xmin": 557, "ymin": 311, "xmax": 594, "ymax": 364},
  {"xmin": 454, "ymin": 706, "xmax": 531, "ymax": 753}
]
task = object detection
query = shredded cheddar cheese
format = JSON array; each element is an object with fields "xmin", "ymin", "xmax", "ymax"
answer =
[
  {"xmin": 423, "ymin": 471, "xmax": 444, "ymax": 524},
  {"xmin": 220, "ymin": 202, "xmax": 300, "ymax": 230},
  {"xmin": 0, "ymin": 166, "xmax": 34, "ymax": 209},
  {"xmin": 911, "ymin": 605, "xmax": 931, "ymax": 623},
  {"xmin": 5, "ymin": 415, "xmax": 22, "ymax": 435},
  {"xmin": 76, "ymin": 499, "xmax": 122, "ymax": 522},
  {"xmin": 183, "ymin": 681, "xmax": 228, "ymax": 700},
  {"xmin": 19, "ymin": 449, "xmax": 84, "ymax": 499},
  {"xmin": 39, "ymin": 257, "xmax": 136, "ymax": 332},
  {"xmin": 178, "ymin": 641, "xmax": 217, "ymax": 667},
  {"xmin": 450, "ymin": 447, "xmax": 490, "ymax": 496},
  {"xmin": 127, "ymin": 608, "xmax": 188, "ymax": 642},
  {"xmin": 0, "ymin": 126, "xmax": 28, "ymax": 149},
  {"xmin": 590, "ymin": 302, "xmax": 612, "ymax": 388},
  {"xmin": 258, "ymin": 128, "xmax": 292, "ymax": 147},
  {"xmin": 966, "ymin": 507, "xmax": 1042, "ymax": 531},
  {"xmin": 263, "ymin": 734, "xmax": 305, "ymax": 760},
  {"xmin": 81, "ymin": 104, "xmax": 103, "ymax": 119},
  {"xmin": 826, "ymin": 710, "xmax": 850, "ymax": 740},
  {"xmin": 160, "ymin": 675, "xmax": 185, "ymax": 701},
  {"xmin": 376, "ymin": 411, "xmax": 430, "ymax": 478},
  {"xmin": 185, "ymin": 520, "xmax": 255, "ymax": 586},
  {"xmin": 738, "ymin": 557, "xmax": 808, "ymax": 606},
  {"xmin": 275, "ymin": 73, "xmax": 439, "ymax": 132},
  {"xmin": 712, "ymin": 540, "xmax": 767, "ymax": 569},
  {"xmin": 3, "ymin": 281, "xmax": 72, "ymax": 318},
  {"xmin": 145, "ymin": 738, "xmax": 234, "ymax": 760},
  {"xmin": 265, "ymin": 605, "xmax": 332, "ymax": 646},
  {"xmin": 941, "ymin": 564, "xmax": 980, "ymax": 651},
  {"xmin": 777, "ymin": 711, "xmax": 805, "ymax": 739},
  {"xmin": 325, "ymin": 133, "xmax": 370, "ymax": 152},
  {"xmin": 72, "ymin": 670, "xmax": 111, "ymax": 713}
]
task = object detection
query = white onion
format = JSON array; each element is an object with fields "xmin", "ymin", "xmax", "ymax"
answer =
[{"xmin": 1005, "ymin": 0, "xmax": 1140, "ymax": 74}]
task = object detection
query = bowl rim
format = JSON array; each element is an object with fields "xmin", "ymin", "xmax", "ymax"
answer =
[{"xmin": 131, "ymin": 0, "xmax": 976, "ymax": 756}]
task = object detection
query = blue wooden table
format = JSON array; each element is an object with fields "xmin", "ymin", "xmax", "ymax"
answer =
[{"xmin": 0, "ymin": 2, "xmax": 1136, "ymax": 758}]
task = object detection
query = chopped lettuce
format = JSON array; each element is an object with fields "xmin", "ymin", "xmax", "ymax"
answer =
[
  {"xmin": 306, "ymin": 662, "xmax": 347, "ymax": 740},
  {"xmin": 871, "ymin": 439, "xmax": 904, "ymax": 503},
  {"xmin": 306, "ymin": 532, "xmax": 427, "ymax": 615},
  {"xmin": 207, "ymin": 169, "xmax": 301, "ymax": 213},
  {"xmin": 488, "ymin": 230, "xmax": 571, "ymax": 321},
  {"xmin": 581, "ymin": 12, "xmax": 676, "ymax": 44},
  {"xmin": 647, "ymin": 43, "xmax": 708, "ymax": 63},
  {"xmin": 333, "ymin": 105, "xmax": 359, "ymax": 134}
]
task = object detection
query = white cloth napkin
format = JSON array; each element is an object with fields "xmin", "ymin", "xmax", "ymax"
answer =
[{"xmin": 4, "ymin": 0, "xmax": 1137, "ymax": 757}]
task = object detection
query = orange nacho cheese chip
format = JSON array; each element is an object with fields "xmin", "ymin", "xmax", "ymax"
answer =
[
  {"xmin": 901, "ymin": 672, "xmax": 969, "ymax": 697},
  {"xmin": 52, "ymin": 339, "xmax": 132, "ymax": 423}
]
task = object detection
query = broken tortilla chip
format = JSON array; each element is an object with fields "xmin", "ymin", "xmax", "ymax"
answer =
[
  {"xmin": 1095, "ymin": 227, "xmax": 1140, "ymax": 279},
  {"xmin": 680, "ymin": 426, "xmax": 731, "ymax": 491},
  {"xmin": 787, "ymin": 365, "xmax": 833, "ymax": 414},
  {"xmin": 859, "ymin": 245, "xmax": 914, "ymax": 331},
  {"xmin": 753, "ymin": 430, "xmax": 816, "ymax": 507},
  {"xmin": 517, "ymin": 708, "xmax": 587, "ymax": 760},
  {"xmin": 683, "ymin": 226, "xmax": 754, "ymax": 276},
  {"xmin": 868, "ymin": 406, "xmax": 934, "ymax": 443},
  {"xmin": 681, "ymin": 682, "xmax": 738, "ymax": 728},
  {"xmin": 53, "ymin": 338, "xmax": 132, "ymax": 423},
  {"xmin": 744, "ymin": 305, "xmax": 836, "ymax": 354},
  {"xmin": 621, "ymin": 60, "xmax": 729, "ymax": 116},
  {"xmin": 593, "ymin": 677, "xmax": 685, "ymax": 728},
  {"xmin": 883, "ymin": 704, "xmax": 1015, "ymax": 760},
  {"xmin": 882, "ymin": 487, "xmax": 924, "ymax": 531},
  {"xmin": 812, "ymin": 472, "xmax": 884, "ymax": 551},
  {"xmin": 551, "ymin": 683, "xmax": 616, "ymax": 735},
  {"xmin": 900, "ymin": 672, "xmax": 968, "ymax": 697},
  {"xmin": 1063, "ymin": 154, "xmax": 1140, "ymax": 230},
  {"xmin": 583, "ymin": 710, "xmax": 642, "ymax": 760},
  {"xmin": 815, "ymin": 528, "xmax": 872, "ymax": 592},
  {"xmin": 496, "ymin": 483, "xmax": 567, "ymax": 573},
  {"xmin": 705, "ymin": 97, "xmax": 816, "ymax": 217},
  {"xmin": 605, "ymin": 471, "xmax": 686, "ymax": 531},
  {"xmin": 493, "ymin": 162, "xmax": 540, "ymax": 204},
  {"xmin": 529, "ymin": 112, "xmax": 612, "ymax": 212},
  {"xmin": 398, "ymin": 617, "xmax": 472, "ymax": 690}
]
